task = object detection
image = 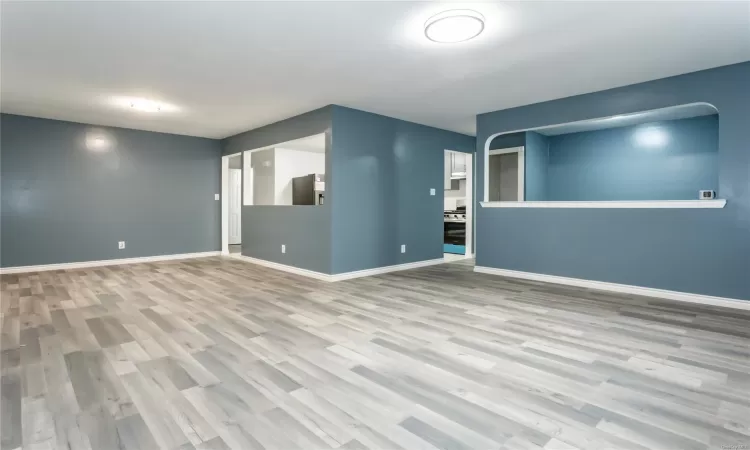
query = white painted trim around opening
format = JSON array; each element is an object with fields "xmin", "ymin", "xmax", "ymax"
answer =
[
  {"xmin": 221, "ymin": 155, "xmax": 230, "ymax": 255},
  {"xmin": 464, "ymin": 152, "xmax": 473, "ymax": 257},
  {"xmin": 474, "ymin": 265, "xmax": 750, "ymax": 311},
  {"xmin": 228, "ymin": 254, "xmax": 445, "ymax": 282},
  {"xmin": 0, "ymin": 252, "xmax": 221, "ymax": 274},
  {"xmin": 479, "ymin": 200, "xmax": 726, "ymax": 208}
]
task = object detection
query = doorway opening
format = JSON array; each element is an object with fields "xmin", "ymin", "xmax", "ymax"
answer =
[
  {"xmin": 227, "ymin": 154, "xmax": 242, "ymax": 254},
  {"xmin": 443, "ymin": 150, "xmax": 473, "ymax": 261},
  {"xmin": 487, "ymin": 146, "xmax": 525, "ymax": 201}
]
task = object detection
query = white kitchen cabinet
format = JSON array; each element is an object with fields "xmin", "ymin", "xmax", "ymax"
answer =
[{"xmin": 452, "ymin": 152, "xmax": 466, "ymax": 176}]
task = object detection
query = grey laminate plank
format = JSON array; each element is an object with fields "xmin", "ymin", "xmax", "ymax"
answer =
[
  {"xmin": 3, "ymin": 258, "xmax": 749, "ymax": 450},
  {"xmin": 115, "ymin": 413, "xmax": 160, "ymax": 450},
  {"xmin": 400, "ymin": 416, "xmax": 474, "ymax": 450},
  {"xmin": 1, "ymin": 371, "xmax": 22, "ymax": 450}
]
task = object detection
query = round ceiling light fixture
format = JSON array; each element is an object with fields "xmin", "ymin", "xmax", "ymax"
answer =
[
  {"xmin": 129, "ymin": 98, "xmax": 162, "ymax": 113},
  {"xmin": 108, "ymin": 96, "xmax": 180, "ymax": 114},
  {"xmin": 424, "ymin": 9, "xmax": 485, "ymax": 43}
]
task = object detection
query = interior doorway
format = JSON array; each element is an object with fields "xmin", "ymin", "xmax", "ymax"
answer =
[
  {"xmin": 487, "ymin": 146, "xmax": 525, "ymax": 201},
  {"xmin": 443, "ymin": 150, "xmax": 473, "ymax": 260},
  {"xmin": 227, "ymin": 154, "xmax": 242, "ymax": 252},
  {"xmin": 221, "ymin": 154, "xmax": 243, "ymax": 255}
]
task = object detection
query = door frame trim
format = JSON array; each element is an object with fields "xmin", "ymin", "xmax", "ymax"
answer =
[{"xmin": 221, "ymin": 155, "xmax": 230, "ymax": 255}]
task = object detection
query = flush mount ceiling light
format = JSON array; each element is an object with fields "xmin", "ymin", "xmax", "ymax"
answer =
[
  {"xmin": 109, "ymin": 96, "xmax": 179, "ymax": 114},
  {"xmin": 130, "ymin": 99, "xmax": 161, "ymax": 112},
  {"xmin": 424, "ymin": 9, "xmax": 485, "ymax": 43}
]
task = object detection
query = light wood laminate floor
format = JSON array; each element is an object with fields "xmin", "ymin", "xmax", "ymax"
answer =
[{"xmin": 1, "ymin": 257, "xmax": 749, "ymax": 450}]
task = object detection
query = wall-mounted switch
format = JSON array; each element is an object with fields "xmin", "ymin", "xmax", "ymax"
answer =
[
  {"xmin": 118, "ymin": 241, "xmax": 126, "ymax": 249},
  {"xmin": 215, "ymin": 194, "xmax": 220, "ymax": 200},
  {"xmin": 430, "ymin": 188, "xmax": 436, "ymax": 196},
  {"xmin": 281, "ymin": 244, "xmax": 286, "ymax": 254},
  {"xmin": 401, "ymin": 244, "xmax": 406, "ymax": 253}
]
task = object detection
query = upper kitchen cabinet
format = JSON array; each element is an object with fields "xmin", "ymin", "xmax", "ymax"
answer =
[
  {"xmin": 445, "ymin": 151, "xmax": 468, "ymax": 190},
  {"xmin": 451, "ymin": 152, "xmax": 467, "ymax": 178}
]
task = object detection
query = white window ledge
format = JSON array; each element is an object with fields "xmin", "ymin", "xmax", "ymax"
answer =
[{"xmin": 480, "ymin": 200, "xmax": 726, "ymax": 209}]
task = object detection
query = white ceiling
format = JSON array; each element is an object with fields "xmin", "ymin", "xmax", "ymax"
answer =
[{"xmin": 1, "ymin": 1, "xmax": 748, "ymax": 139}]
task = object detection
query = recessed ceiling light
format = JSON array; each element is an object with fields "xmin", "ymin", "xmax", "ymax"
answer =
[
  {"xmin": 424, "ymin": 9, "xmax": 485, "ymax": 43},
  {"xmin": 109, "ymin": 96, "xmax": 179, "ymax": 114}
]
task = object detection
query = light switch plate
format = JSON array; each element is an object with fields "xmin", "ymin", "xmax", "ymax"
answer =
[
  {"xmin": 430, "ymin": 188, "xmax": 436, "ymax": 196},
  {"xmin": 401, "ymin": 244, "xmax": 406, "ymax": 253},
  {"xmin": 118, "ymin": 241, "xmax": 126, "ymax": 249},
  {"xmin": 214, "ymin": 194, "xmax": 220, "ymax": 200},
  {"xmin": 281, "ymin": 244, "xmax": 286, "ymax": 254}
]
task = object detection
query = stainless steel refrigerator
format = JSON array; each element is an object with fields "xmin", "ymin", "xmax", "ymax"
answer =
[{"xmin": 292, "ymin": 174, "xmax": 325, "ymax": 205}]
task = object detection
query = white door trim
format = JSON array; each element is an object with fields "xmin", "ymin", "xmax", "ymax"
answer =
[
  {"xmin": 228, "ymin": 168, "xmax": 242, "ymax": 245},
  {"xmin": 464, "ymin": 153, "xmax": 473, "ymax": 257},
  {"xmin": 221, "ymin": 155, "xmax": 230, "ymax": 255}
]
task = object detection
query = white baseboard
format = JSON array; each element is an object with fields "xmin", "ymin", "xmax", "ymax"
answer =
[
  {"xmin": 227, "ymin": 254, "xmax": 332, "ymax": 281},
  {"xmin": 228, "ymin": 254, "xmax": 445, "ymax": 282},
  {"xmin": 0, "ymin": 251, "xmax": 221, "ymax": 275},
  {"xmin": 329, "ymin": 258, "xmax": 446, "ymax": 282},
  {"xmin": 474, "ymin": 266, "xmax": 750, "ymax": 311}
]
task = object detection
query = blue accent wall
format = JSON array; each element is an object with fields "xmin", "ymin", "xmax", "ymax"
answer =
[
  {"xmin": 546, "ymin": 116, "xmax": 719, "ymax": 201},
  {"xmin": 330, "ymin": 106, "xmax": 475, "ymax": 274},
  {"xmin": 524, "ymin": 131, "xmax": 549, "ymax": 201},
  {"xmin": 221, "ymin": 107, "xmax": 333, "ymax": 273},
  {"xmin": 1, "ymin": 114, "xmax": 221, "ymax": 268},
  {"xmin": 476, "ymin": 62, "xmax": 750, "ymax": 300},
  {"xmin": 489, "ymin": 132, "xmax": 525, "ymax": 149}
]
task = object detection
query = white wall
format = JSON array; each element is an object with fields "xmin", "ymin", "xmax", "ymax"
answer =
[
  {"xmin": 243, "ymin": 150, "xmax": 253, "ymax": 205},
  {"xmin": 250, "ymin": 149, "xmax": 276, "ymax": 205},
  {"xmin": 445, "ymin": 179, "xmax": 467, "ymax": 210},
  {"xmin": 274, "ymin": 148, "xmax": 325, "ymax": 205}
]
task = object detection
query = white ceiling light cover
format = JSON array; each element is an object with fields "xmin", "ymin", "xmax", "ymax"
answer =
[
  {"xmin": 109, "ymin": 96, "xmax": 180, "ymax": 114},
  {"xmin": 424, "ymin": 9, "xmax": 485, "ymax": 43}
]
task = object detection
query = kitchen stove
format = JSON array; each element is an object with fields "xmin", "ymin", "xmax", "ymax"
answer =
[{"xmin": 443, "ymin": 209, "xmax": 466, "ymax": 222}]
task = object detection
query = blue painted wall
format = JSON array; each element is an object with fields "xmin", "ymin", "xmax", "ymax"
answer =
[
  {"xmin": 489, "ymin": 132, "xmax": 525, "ymax": 150},
  {"xmin": 330, "ymin": 106, "xmax": 475, "ymax": 274},
  {"xmin": 1, "ymin": 114, "xmax": 221, "ymax": 268},
  {"xmin": 524, "ymin": 131, "xmax": 549, "ymax": 201},
  {"xmin": 221, "ymin": 106, "xmax": 333, "ymax": 273},
  {"xmin": 476, "ymin": 62, "xmax": 750, "ymax": 300},
  {"xmin": 546, "ymin": 116, "xmax": 719, "ymax": 201}
]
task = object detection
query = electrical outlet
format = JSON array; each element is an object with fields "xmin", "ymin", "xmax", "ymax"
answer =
[
  {"xmin": 118, "ymin": 241, "xmax": 126, "ymax": 249},
  {"xmin": 281, "ymin": 244, "xmax": 286, "ymax": 254},
  {"xmin": 215, "ymin": 193, "xmax": 220, "ymax": 200},
  {"xmin": 401, "ymin": 244, "xmax": 406, "ymax": 253},
  {"xmin": 430, "ymin": 188, "xmax": 436, "ymax": 196}
]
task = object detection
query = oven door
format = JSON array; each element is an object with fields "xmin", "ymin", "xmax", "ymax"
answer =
[{"xmin": 444, "ymin": 220, "xmax": 466, "ymax": 254}]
